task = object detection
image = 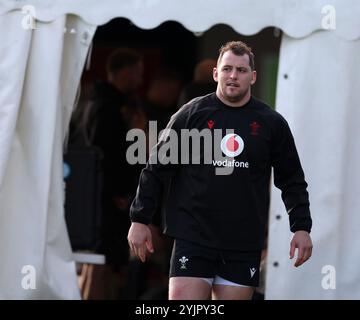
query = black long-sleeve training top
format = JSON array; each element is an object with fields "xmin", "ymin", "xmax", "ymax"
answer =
[{"xmin": 130, "ymin": 93, "xmax": 312, "ymax": 251}]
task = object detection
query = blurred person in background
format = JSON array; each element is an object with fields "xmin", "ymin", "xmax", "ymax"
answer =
[
  {"xmin": 177, "ymin": 58, "xmax": 217, "ymax": 106},
  {"xmin": 79, "ymin": 48, "xmax": 146, "ymax": 299}
]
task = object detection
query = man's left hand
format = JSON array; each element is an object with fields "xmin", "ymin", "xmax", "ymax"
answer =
[{"xmin": 290, "ymin": 230, "xmax": 313, "ymax": 267}]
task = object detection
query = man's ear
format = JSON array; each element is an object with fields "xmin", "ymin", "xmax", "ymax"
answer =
[
  {"xmin": 251, "ymin": 70, "xmax": 257, "ymax": 85},
  {"xmin": 213, "ymin": 67, "xmax": 218, "ymax": 82}
]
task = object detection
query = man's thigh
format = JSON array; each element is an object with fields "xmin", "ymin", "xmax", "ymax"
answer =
[
  {"xmin": 169, "ymin": 277, "xmax": 211, "ymax": 300},
  {"xmin": 212, "ymin": 283, "xmax": 254, "ymax": 300}
]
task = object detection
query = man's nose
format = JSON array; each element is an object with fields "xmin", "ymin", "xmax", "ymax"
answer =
[{"xmin": 229, "ymin": 70, "xmax": 238, "ymax": 79}]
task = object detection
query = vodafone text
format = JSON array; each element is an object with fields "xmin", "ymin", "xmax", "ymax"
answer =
[{"xmin": 213, "ymin": 159, "xmax": 249, "ymax": 168}]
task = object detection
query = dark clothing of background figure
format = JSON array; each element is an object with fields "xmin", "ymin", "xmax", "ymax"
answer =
[
  {"xmin": 90, "ymin": 80, "xmax": 143, "ymax": 270},
  {"xmin": 142, "ymin": 101, "xmax": 176, "ymax": 136},
  {"xmin": 177, "ymin": 82, "xmax": 217, "ymax": 107}
]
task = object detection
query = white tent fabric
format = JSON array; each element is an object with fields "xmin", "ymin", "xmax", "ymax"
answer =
[
  {"xmin": 1, "ymin": 0, "xmax": 359, "ymax": 40},
  {"xmin": 266, "ymin": 31, "xmax": 360, "ymax": 299},
  {"xmin": 0, "ymin": 11, "xmax": 95, "ymax": 298}
]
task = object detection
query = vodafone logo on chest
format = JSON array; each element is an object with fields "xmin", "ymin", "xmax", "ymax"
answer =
[
  {"xmin": 220, "ymin": 133, "xmax": 244, "ymax": 157},
  {"xmin": 213, "ymin": 133, "xmax": 249, "ymax": 169}
]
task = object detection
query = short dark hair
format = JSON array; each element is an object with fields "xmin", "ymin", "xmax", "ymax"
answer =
[
  {"xmin": 106, "ymin": 48, "xmax": 142, "ymax": 75},
  {"xmin": 218, "ymin": 41, "xmax": 255, "ymax": 70}
]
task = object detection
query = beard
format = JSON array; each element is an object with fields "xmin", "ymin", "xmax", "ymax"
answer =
[{"xmin": 222, "ymin": 86, "xmax": 249, "ymax": 103}]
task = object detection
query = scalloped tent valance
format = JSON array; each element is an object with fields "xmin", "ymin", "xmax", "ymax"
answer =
[{"xmin": 1, "ymin": 0, "xmax": 359, "ymax": 40}]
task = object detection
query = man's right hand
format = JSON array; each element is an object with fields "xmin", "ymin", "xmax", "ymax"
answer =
[{"xmin": 127, "ymin": 222, "xmax": 154, "ymax": 262}]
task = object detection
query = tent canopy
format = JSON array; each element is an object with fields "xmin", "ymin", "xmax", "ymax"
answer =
[{"xmin": 1, "ymin": 0, "xmax": 359, "ymax": 40}]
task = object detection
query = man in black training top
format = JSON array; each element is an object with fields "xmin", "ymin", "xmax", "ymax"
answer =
[{"xmin": 128, "ymin": 41, "xmax": 313, "ymax": 300}]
